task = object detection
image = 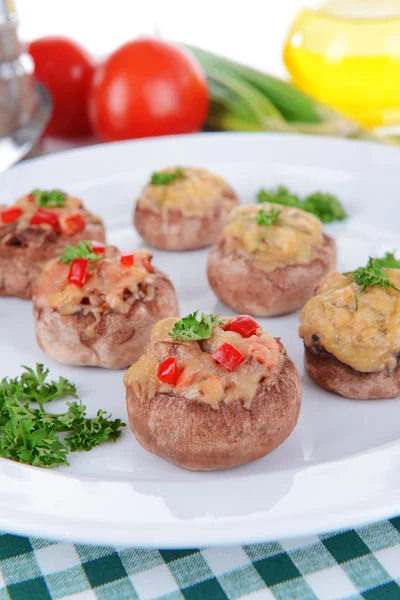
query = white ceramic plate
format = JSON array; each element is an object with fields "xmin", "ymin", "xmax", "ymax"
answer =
[{"xmin": 1, "ymin": 133, "xmax": 400, "ymax": 548}]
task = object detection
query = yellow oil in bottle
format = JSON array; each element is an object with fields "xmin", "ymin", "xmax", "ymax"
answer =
[{"xmin": 284, "ymin": 0, "xmax": 400, "ymax": 129}]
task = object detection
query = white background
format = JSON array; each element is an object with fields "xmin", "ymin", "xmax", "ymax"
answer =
[{"xmin": 17, "ymin": 0, "xmax": 309, "ymax": 77}]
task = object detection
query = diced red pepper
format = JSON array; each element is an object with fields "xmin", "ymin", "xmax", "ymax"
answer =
[
  {"xmin": 142, "ymin": 256, "xmax": 155, "ymax": 273},
  {"xmin": 120, "ymin": 253, "xmax": 134, "ymax": 267},
  {"xmin": 157, "ymin": 357, "xmax": 180, "ymax": 385},
  {"xmin": 228, "ymin": 315, "xmax": 259, "ymax": 338},
  {"xmin": 30, "ymin": 209, "xmax": 60, "ymax": 231},
  {"xmin": 92, "ymin": 241, "xmax": 105, "ymax": 255},
  {"xmin": 0, "ymin": 207, "xmax": 23, "ymax": 223},
  {"xmin": 64, "ymin": 213, "xmax": 86, "ymax": 235},
  {"xmin": 68, "ymin": 258, "xmax": 88, "ymax": 287},
  {"xmin": 212, "ymin": 342, "xmax": 245, "ymax": 371}
]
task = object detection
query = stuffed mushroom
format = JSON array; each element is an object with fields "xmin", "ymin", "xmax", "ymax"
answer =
[
  {"xmin": 207, "ymin": 203, "xmax": 336, "ymax": 317},
  {"xmin": 0, "ymin": 188, "xmax": 105, "ymax": 299},
  {"xmin": 33, "ymin": 241, "xmax": 179, "ymax": 369},
  {"xmin": 124, "ymin": 311, "xmax": 301, "ymax": 470},
  {"xmin": 299, "ymin": 256, "xmax": 400, "ymax": 399},
  {"xmin": 134, "ymin": 167, "xmax": 239, "ymax": 250}
]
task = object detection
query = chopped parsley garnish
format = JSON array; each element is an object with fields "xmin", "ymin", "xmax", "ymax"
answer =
[
  {"xmin": 375, "ymin": 251, "xmax": 400, "ymax": 269},
  {"xmin": 150, "ymin": 167, "xmax": 185, "ymax": 185},
  {"xmin": 256, "ymin": 207, "xmax": 283, "ymax": 228},
  {"xmin": 346, "ymin": 257, "xmax": 400, "ymax": 310},
  {"xmin": 257, "ymin": 185, "xmax": 347, "ymax": 223},
  {"xmin": 0, "ymin": 364, "xmax": 125, "ymax": 468},
  {"xmin": 169, "ymin": 311, "xmax": 222, "ymax": 341},
  {"xmin": 31, "ymin": 188, "xmax": 66, "ymax": 207},
  {"xmin": 59, "ymin": 241, "xmax": 102, "ymax": 266}
]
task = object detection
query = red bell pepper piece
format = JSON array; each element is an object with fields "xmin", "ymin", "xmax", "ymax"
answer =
[
  {"xmin": 157, "ymin": 357, "xmax": 180, "ymax": 385},
  {"xmin": 120, "ymin": 253, "xmax": 134, "ymax": 267},
  {"xmin": 68, "ymin": 258, "xmax": 88, "ymax": 287},
  {"xmin": 64, "ymin": 213, "xmax": 86, "ymax": 235},
  {"xmin": 92, "ymin": 241, "xmax": 105, "ymax": 255},
  {"xmin": 212, "ymin": 342, "xmax": 245, "ymax": 371},
  {"xmin": 228, "ymin": 315, "xmax": 259, "ymax": 338},
  {"xmin": 30, "ymin": 208, "xmax": 60, "ymax": 231},
  {"xmin": 1, "ymin": 207, "xmax": 23, "ymax": 223}
]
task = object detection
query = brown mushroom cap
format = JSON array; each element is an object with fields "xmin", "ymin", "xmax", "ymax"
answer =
[
  {"xmin": 207, "ymin": 234, "xmax": 336, "ymax": 317},
  {"xmin": 34, "ymin": 275, "xmax": 179, "ymax": 369},
  {"xmin": 126, "ymin": 353, "xmax": 301, "ymax": 470},
  {"xmin": 304, "ymin": 340, "xmax": 400, "ymax": 400},
  {"xmin": 134, "ymin": 203, "xmax": 239, "ymax": 251},
  {"xmin": 0, "ymin": 221, "xmax": 105, "ymax": 300}
]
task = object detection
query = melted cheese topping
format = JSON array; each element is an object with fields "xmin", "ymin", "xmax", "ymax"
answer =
[
  {"xmin": 137, "ymin": 167, "xmax": 237, "ymax": 217},
  {"xmin": 34, "ymin": 247, "xmax": 157, "ymax": 315},
  {"xmin": 222, "ymin": 203, "xmax": 324, "ymax": 270},
  {"xmin": 123, "ymin": 317, "xmax": 283, "ymax": 410},
  {"xmin": 0, "ymin": 193, "xmax": 102, "ymax": 231},
  {"xmin": 299, "ymin": 270, "xmax": 400, "ymax": 373}
]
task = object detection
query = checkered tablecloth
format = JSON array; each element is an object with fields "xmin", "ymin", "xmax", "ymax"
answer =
[{"xmin": 1, "ymin": 519, "xmax": 400, "ymax": 600}]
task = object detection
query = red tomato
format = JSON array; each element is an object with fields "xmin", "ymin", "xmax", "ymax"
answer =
[
  {"xmin": 28, "ymin": 36, "xmax": 95, "ymax": 137},
  {"xmin": 157, "ymin": 357, "xmax": 180, "ymax": 385},
  {"xmin": 1, "ymin": 207, "xmax": 23, "ymax": 223},
  {"xmin": 88, "ymin": 38, "xmax": 209, "ymax": 141},
  {"xmin": 92, "ymin": 241, "xmax": 105, "ymax": 255},
  {"xmin": 228, "ymin": 315, "xmax": 259, "ymax": 338},
  {"xmin": 64, "ymin": 213, "xmax": 86, "ymax": 235},
  {"xmin": 212, "ymin": 343, "xmax": 245, "ymax": 371},
  {"xmin": 120, "ymin": 253, "xmax": 134, "ymax": 267},
  {"xmin": 68, "ymin": 258, "xmax": 89, "ymax": 287},
  {"xmin": 30, "ymin": 209, "xmax": 60, "ymax": 231}
]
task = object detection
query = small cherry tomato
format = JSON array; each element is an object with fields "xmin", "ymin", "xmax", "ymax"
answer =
[
  {"xmin": 28, "ymin": 36, "xmax": 95, "ymax": 137},
  {"xmin": 92, "ymin": 241, "xmax": 105, "ymax": 254},
  {"xmin": 120, "ymin": 253, "xmax": 134, "ymax": 267},
  {"xmin": 157, "ymin": 357, "xmax": 180, "ymax": 385},
  {"xmin": 64, "ymin": 213, "xmax": 86, "ymax": 235},
  {"xmin": 228, "ymin": 315, "xmax": 259, "ymax": 338},
  {"xmin": 212, "ymin": 343, "xmax": 245, "ymax": 371},
  {"xmin": 1, "ymin": 207, "xmax": 23, "ymax": 223},
  {"xmin": 68, "ymin": 258, "xmax": 88, "ymax": 287},
  {"xmin": 30, "ymin": 209, "xmax": 60, "ymax": 231}
]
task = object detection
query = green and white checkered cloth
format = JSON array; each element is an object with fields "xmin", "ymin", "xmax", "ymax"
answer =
[{"xmin": 1, "ymin": 519, "xmax": 400, "ymax": 600}]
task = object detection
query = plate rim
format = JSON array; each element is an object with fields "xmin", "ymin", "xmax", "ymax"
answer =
[{"xmin": 1, "ymin": 131, "xmax": 400, "ymax": 547}]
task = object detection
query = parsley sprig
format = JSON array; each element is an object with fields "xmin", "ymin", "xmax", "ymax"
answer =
[
  {"xmin": 256, "ymin": 207, "xmax": 283, "ymax": 228},
  {"xmin": 150, "ymin": 168, "xmax": 185, "ymax": 185},
  {"xmin": 257, "ymin": 185, "xmax": 347, "ymax": 223},
  {"xmin": 0, "ymin": 364, "xmax": 125, "ymax": 468},
  {"xmin": 346, "ymin": 257, "xmax": 400, "ymax": 310},
  {"xmin": 169, "ymin": 311, "xmax": 222, "ymax": 341},
  {"xmin": 375, "ymin": 252, "xmax": 400, "ymax": 269},
  {"xmin": 59, "ymin": 241, "xmax": 102, "ymax": 266},
  {"xmin": 31, "ymin": 188, "xmax": 66, "ymax": 207}
]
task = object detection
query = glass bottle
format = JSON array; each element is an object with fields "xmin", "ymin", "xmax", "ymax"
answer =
[{"xmin": 284, "ymin": 0, "xmax": 400, "ymax": 133}]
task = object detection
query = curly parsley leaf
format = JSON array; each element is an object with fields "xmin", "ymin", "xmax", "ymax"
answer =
[
  {"xmin": 19, "ymin": 364, "xmax": 77, "ymax": 411},
  {"xmin": 63, "ymin": 403, "xmax": 125, "ymax": 452},
  {"xmin": 302, "ymin": 192, "xmax": 347, "ymax": 223},
  {"xmin": 256, "ymin": 207, "xmax": 283, "ymax": 228},
  {"xmin": 169, "ymin": 310, "xmax": 222, "ymax": 341},
  {"xmin": 150, "ymin": 167, "xmax": 185, "ymax": 185},
  {"xmin": 31, "ymin": 188, "xmax": 66, "ymax": 207},
  {"xmin": 257, "ymin": 185, "xmax": 347, "ymax": 223},
  {"xmin": 375, "ymin": 252, "xmax": 400, "ymax": 269},
  {"xmin": 346, "ymin": 257, "xmax": 400, "ymax": 310},
  {"xmin": 59, "ymin": 241, "xmax": 102, "ymax": 266},
  {"xmin": 257, "ymin": 185, "xmax": 302, "ymax": 209},
  {"xmin": 0, "ymin": 364, "xmax": 125, "ymax": 468}
]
